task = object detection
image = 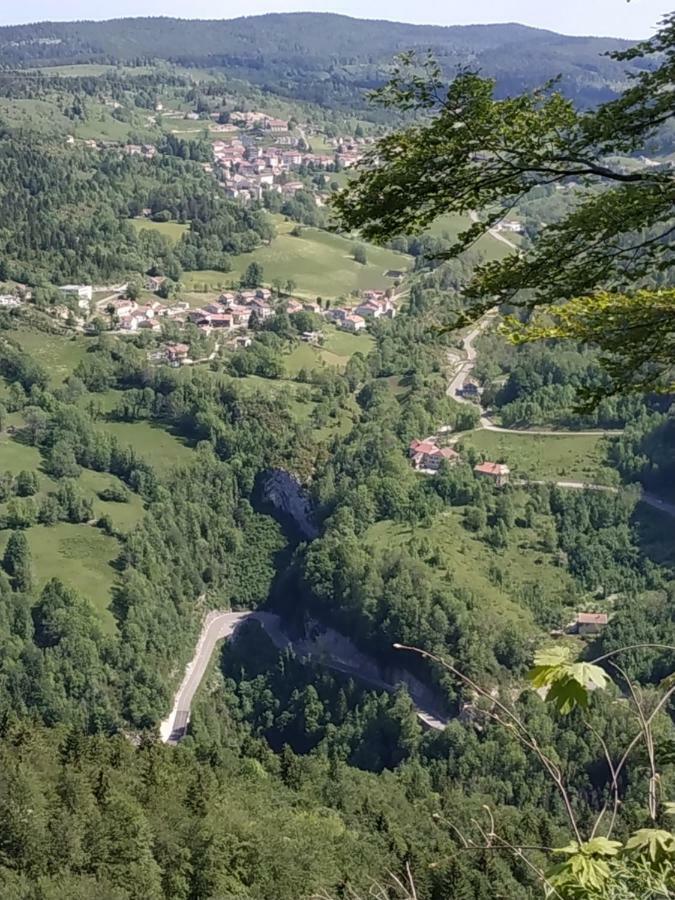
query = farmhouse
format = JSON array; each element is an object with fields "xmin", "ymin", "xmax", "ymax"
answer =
[
  {"xmin": 164, "ymin": 342, "xmax": 190, "ymax": 366},
  {"xmin": 575, "ymin": 612, "xmax": 608, "ymax": 636},
  {"xmin": 340, "ymin": 314, "xmax": 366, "ymax": 333},
  {"xmin": 474, "ymin": 461, "xmax": 510, "ymax": 486},
  {"xmin": 107, "ymin": 298, "xmax": 137, "ymax": 318},
  {"xmin": 354, "ymin": 298, "xmax": 396, "ymax": 319},
  {"xmin": 409, "ymin": 439, "xmax": 460, "ymax": 472}
]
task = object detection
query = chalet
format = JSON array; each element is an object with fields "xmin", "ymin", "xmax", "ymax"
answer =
[
  {"xmin": 409, "ymin": 439, "xmax": 460, "ymax": 471},
  {"xmin": 265, "ymin": 117, "xmax": 289, "ymax": 133},
  {"xmin": 118, "ymin": 314, "xmax": 138, "ymax": 332},
  {"xmin": 474, "ymin": 461, "xmax": 510, "ymax": 486},
  {"xmin": 340, "ymin": 314, "xmax": 366, "ymax": 333},
  {"xmin": 575, "ymin": 613, "xmax": 608, "ymax": 636},
  {"xmin": 286, "ymin": 299, "xmax": 304, "ymax": 314},
  {"xmin": 354, "ymin": 298, "xmax": 396, "ymax": 320},
  {"xmin": 0, "ymin": 294, "xmax": 20, "ymax": 308},
  {"xmin": 302, "ymin": 301, "xmax": 322, "ymax": 314},
  {"xmin": 187, "ymin": 308, "xmax": 209, "ymax": 323},
  {"xmin": 203, "ymin": 302, "xmax": 226, "ymax": 315},
  {"xmin": 354, "ymin": 301, "xmax": 382, "ymax": 319},
  {"xmin": 164, "ymin": 342, "xmax": 190, "ymax": 366}
]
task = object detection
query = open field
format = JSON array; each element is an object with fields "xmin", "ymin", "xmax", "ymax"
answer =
[
  {"xmin": 100, "ymin": 421, "xmax": 194, "ymax": 473},
  {"xmin": 184, "ymin": 220, "xmax": 410, "ymax": 299},
  {"xmin": 366, "ymin": 507, "xmax": 578, "ymax": 637},
  {"xmin": 0, "ymin": 523, "xmax": 120, "ymax": 633},
  {"xmin": 0, "ymin": 98, "xmax": 73, "ymax": 135},
  {"xmin": 127, "ymin": 218, "xmax": 189, "ymax": 242},
  {"xmin": 426, "ymin": 213, "xmax": 517, "ymax": 261},
  {"xmin": 459, "ymin": 430, "xmax": 617, "ymax": 485},
  {"xmin": 7, "ymin": 328, "xmax": 90, "ymax": 386}
]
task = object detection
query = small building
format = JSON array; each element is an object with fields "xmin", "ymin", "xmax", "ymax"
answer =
[
  {"xmin": 340, "ymin": 314, "xmax": 366, "ymax": 333},
  {"xmin": 146, "ymin": 275, "xmax": 167, "ymax": 292},
  {"xmin": 58, "ymin": 284, "xmax": 93, "ymax": 303},
  {"xmin": 461, "ymin": 381, "xmax": 480, "ymax": 398},
  {"xmin": 474, "ymin": 461, "xmax": 510, "ymax": 487},
  {"xmin": 0, "ymin": 294, "xmax": 21, "ymax": 308},
  {"xmin": 575, "ymin": 613, "xmax": 608, "ymax": 636},
  {"xmin": 301, "ymin": 331, "xmax": 323, "ymax": 345},
  {"xmin": 164, "ymin": 342, "xmax": 190, "ymax": 366}
]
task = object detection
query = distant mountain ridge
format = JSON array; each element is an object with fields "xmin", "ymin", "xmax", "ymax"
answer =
[{"xmin": 0, "ymin": 13, "xmax": 640, "ymax": 107}]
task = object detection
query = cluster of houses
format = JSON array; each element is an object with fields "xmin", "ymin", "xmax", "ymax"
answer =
[
  {"xmin": 325, "ymin": 292, "xmax": 397, "ymax": 333},
  {"xmin": 409, "ymin": 436, "xmax": 511, "ymax": 486},
  {"xmin": 215, "ymin": 138, "xmax": 334, "ymax": 202}
]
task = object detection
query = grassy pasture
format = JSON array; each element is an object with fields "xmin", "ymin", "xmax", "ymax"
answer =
[
  {"xmin": 7, "ymin": 328, "xmax": 90, "ymax": 386},
  {"xmin": 127, "ymin": 218, "xmax": 189, "ymax": 242},
  {"xmin": 365, "ymin": 508, "xmax": 577, "ymax": 641},
  {"xmin": 459, "ymin": 430, "xmax": 616, "ymax": 485},
  {"xmin": 0, "ymin": 523, "xmax": 120, "ymax": 633},
  {"xmin": 184, "ymin": 220, "xmax": 410, "ymax": 299}
]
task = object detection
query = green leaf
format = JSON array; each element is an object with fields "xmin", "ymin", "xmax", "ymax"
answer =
[
  {"xmin": 624, "ymin": 829, "xmax": 675, "ymax": 862},
  {"xmin": 532, "ymin": 646, "xmax": 573, "ymax": 668},
  {"xmin": 581, "ymin": 837, "xmax": 622, "ymax": 857},
  {"xmin": 546, "ymin": 676, "xmax": 589, "ymax": 715},
  {"xmin": 567, "ymin": 662, "xmax": 610, "ymax": 690},
  {"xmin": 664, "ymin": 801, "xmax": 675, "ymax": 817}
]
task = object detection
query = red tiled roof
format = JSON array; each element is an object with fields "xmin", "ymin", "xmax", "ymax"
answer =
[
  {"xmin": 413, "ymin": 441, "xmax": 437, "ymax": 455},
  {"xmin": 474, "ymin": 461, "xmax": 510, "ymax": 476},
  {"xmin": 577, "ymin": 613, "xmax": 608, "ymax": 625}
]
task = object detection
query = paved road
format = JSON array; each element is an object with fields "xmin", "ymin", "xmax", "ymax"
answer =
[
  {"xmin": 160, "ymin": 611, "xmax": 450, "ymax": 743},
  {"xmin": 446, "ymin": 317, "xmax": 675, "ymax": 519},
  {"xmin": 448, "ymin": 316, "xmax": 622, "ymax": 436}
]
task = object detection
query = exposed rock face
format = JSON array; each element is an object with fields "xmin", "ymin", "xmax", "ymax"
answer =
[{"xmin": 261, "ymin": 469, "xmax": 319, "ymax": 540}]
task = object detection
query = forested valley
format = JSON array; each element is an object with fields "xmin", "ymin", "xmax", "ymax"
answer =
[{"xmin": 0, "ymin": 8, "xmax": 673, "ymax": 900}]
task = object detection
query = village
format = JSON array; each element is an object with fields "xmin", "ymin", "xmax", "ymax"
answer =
[
  {"xmin": 0, "ymin": 279, "xmax": 397, "ymax": 368},
  {"xmin": 79, "ymin": 105, "xmax": 370, "ymax": 207}
]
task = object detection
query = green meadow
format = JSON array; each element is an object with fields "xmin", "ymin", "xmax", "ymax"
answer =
[
  {"xmin": 459, "ymin": 430, "xmax": 617, "ymax": 485},
  {"xmin": 184, "ymin": 220, "xmax": 410, "ymax": 299},
  {"xmin": 127, "ymin": 218, "xmax": 189, "ymax": 242}
]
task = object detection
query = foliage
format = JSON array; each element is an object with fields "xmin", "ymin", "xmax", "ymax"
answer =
[{"xmin": 335, "ymin": 15, "xmax": 675, "ymax": 397}]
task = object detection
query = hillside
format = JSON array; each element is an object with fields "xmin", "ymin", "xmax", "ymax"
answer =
[{"xmin": 0, "ymin": 14, "xmax": 638, "ymax": 107}]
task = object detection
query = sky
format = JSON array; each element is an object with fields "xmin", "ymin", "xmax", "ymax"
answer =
[{"xmin": 0, "ymin": 0, "xmax": 669, "ymax": 38}]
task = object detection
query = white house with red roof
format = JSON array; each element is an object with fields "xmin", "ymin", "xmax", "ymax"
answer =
[
  {"xmin": 409, "ymin": 439, "xmax": 460, "ymax": 472},
  {"xmin": 474, "ymin": 461, "xmax": 510, "ymax": 486},
  {"xmin": 340, "ymin": 314, "xmax": 366, "ymax": 333}
]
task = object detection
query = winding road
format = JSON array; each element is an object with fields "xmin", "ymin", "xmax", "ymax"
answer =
[
  {"xmin": 447, "ymin": 317, "xmax": 675, "ymax": 519},
  {"xmin": 160, "ymin": 610, "xmax": 450, "ymax": 743}
]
